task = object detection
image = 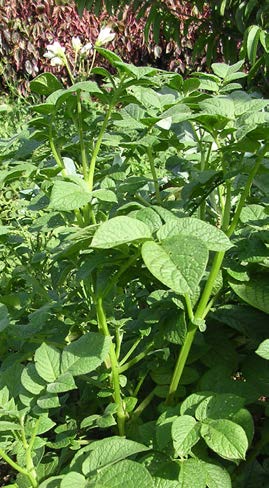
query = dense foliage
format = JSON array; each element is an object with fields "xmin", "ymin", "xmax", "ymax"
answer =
[{"xmin": 0, "ymin": 36, "xmax": 269, "ymax": 486}]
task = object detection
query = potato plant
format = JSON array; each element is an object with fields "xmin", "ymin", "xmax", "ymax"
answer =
[{"xmin": 0, "ymin": 45, "xmax": 269, "ymax": 487}]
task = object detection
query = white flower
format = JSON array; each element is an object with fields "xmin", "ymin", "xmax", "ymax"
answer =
[
  {"xmin": 95, "ymin": 26, "xmax": 115, "ymax": 47},
  {"xmin": 72, "ymin": 36, "xmax": 82, "ymax": 52},
  {"xmin": 80, "ymin": 42, "xmax": 93, "ymax": 56},
  {"xmin": 44, "ymin": 41, "xmax": 65, "ymax": 59},
  {"xmin": 50, "ymin": 56, "xmax": 65, "ymax": 66}
]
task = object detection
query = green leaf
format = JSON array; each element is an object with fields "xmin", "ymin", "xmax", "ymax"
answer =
[
  {"xmin": 37, "ymin": 393, "xmax": 61, "ymax": 409},
  {"xmin": 231, "ymin": 408, "xmax": 254, "ymax": 446},
  {"xmin": 204, "ymin": 462, "xmax": 232, "ymax": 488},
  {"xmin": 67, "ymin": 81, "xmax": 102, "ymax": 94},
  {"xmin": 91, "ymin": 189, "xmax": 117, "ymax": 203},
  {"xmin": 201, "ymin": 418, "xmax": 248, "ymax": 461},
  {"xmin": 0, "ymin": 304, "xmax": 9, "ymax": 332},
  {"xmin": 178, "ymin": 458, "xmax": 207, "ymax": 488},
  {"xmin": 49, "ymin": 181, "xmax": 91, "ymax": 211},
  {"xmin": 34, "ymin": 344, "xmax": 61, "ymax": 383},
  {"xmin": 30, "ymin": 73, "xmax": 63, "ymax": 96},
  {"xmin": 256, "ymin": 339, "xmax": 269, "ymax": 360},
  {"xmin": 0, "ymin": 421, "xmax": 21, "ymax": 431},
  {"xmin": 61, "ymin": 332, "xmax": 110, "ymax": 376},
  {"xmin": 82, "ymin": 437, "xmax": 149, "ymax": 475},
  {"xmin": 135, "ymin": 208, "xmax": 163, "ymax": 233},
  {"xmin": 60, "ymin": 472, "xmax": 87, "ymax": 488},
  {"xmin": 195, "ymin": 393, "xmax": 245, "ymax": 420},
  {"xmin": 95, "ymin": 47, "xmax": 123, "ymax": 66},
  {"xmin": 154, "ymin": 479, "xmax": 179, "ymax": 488},
  {"xmin": 230, "ymin": 275, "xmax": 269, "ymax": 314},
  {"xmin": 211, "ymin": 63, "xmax": 229, "ymax": 79},
  {"xmin": 34, "ymin": 416, "xmax": 56, "ymax": 435},
  {"xmin": 247, "ymin": 25, "xmax": 261, "ymax": 65},
  {"xmin": 94, "ymin": 459, "xmax": 154, "ymax": 487},
  {"xmin": 46, "ymin": 372, "xmax": 77, "ymax": 393},
  {"xmin": 21, "ymin": 364, "xmax": 46, "ymax": 395},
  {"xmin": 91, "ymin": 216, "xmax": 152, "ymax": 249},
  {"xmin": 39, "ymin": 476, "xmax": 64, "ymax": 488},
  {"xmin": 171, "ymin": 415, "xmax": 200, "ymax": 456},
  {"xmin": 199, "ymin": 97, "xmax": 235, "ymax": 119},
  {"xmin": 142, "ymin": 236, "xmax": 208, "ymax": 294},
  {"xmin": 180, "ymin": 392, "xmax": 212, "ymax": 416},
  {"xmin": 157, "ymin": 217, "xmax": 232, "ymax": 251}
]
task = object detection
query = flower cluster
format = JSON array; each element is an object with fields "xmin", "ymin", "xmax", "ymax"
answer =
[{"xmin": 44, "ymin": 27, "xmax": 115, "ymax": 68}]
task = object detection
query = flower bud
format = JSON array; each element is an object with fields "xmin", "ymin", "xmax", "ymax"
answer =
[{"xmin": 95, "ymin": 26, "xmax": 115, "ymax": 47}]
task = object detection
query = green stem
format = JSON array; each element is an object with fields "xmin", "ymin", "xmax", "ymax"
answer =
[
  {"xmin": 226, "ymin": 147, "xmax": 267, "ymax": 237},
  {"xmin": 87, "ymin": 48, "xmax": 96, "ymax": 78},
  {"xmin": 19, "ymin": 418, "xmax": 38, "ymax": 487},
  {"xmin": 74, "ymin": 208, "xmax": 84, "ymax": 227},
  {"xmin": 221, "ymin": 180, "xmax": 231, "ymax": 231},
  {"xmin": 184, "ymin": 294, "xmax": 194, "ymax": 322},
  {"xmin": 166, "ymin": 145, "xmax": 267, "ymax": 404},
  {"xmin": 76, "ymin": 90, "xmax": 89, "ymax": 180},
  {"xmin": 86, "ymin": 78, "xmax": 125, "ymax": 191},
  {"xmin": 132, "ymin": 388, "xmax": 156, "ymax": 421},
  {"xmin": 0, "ymin": 447, "xmax": 30, "ymax": 478},
  {"xmin": 148, "ymin": 146, "xmax": 161, "ymax": 205},
  {"xmin": 120, "ymin": 336, "xmax": 142, "ymax": 366},
  {"xmin": 49, "ymin": 125, "xmax": 66, "ymax": 174},
  {"xmin": 166, "ymin": 324, "xmax": 196, "ymax": 405},
  {"xmin": 119, "ymin": 344, "xmax": 153, "ymax": 373},
  {"xmin": 96, "ymin": 297, "xmax": 126, "ymax": 436},
  {"xmin": 63, "ymin": 57, "xmax": 75, "ymax": 84},
  {"xmin": 102, "ymin": 250, "xmax": 140, "ymax": 299}
]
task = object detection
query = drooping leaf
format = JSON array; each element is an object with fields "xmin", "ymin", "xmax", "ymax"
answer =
[
  {"xmin": 247, "ymin": 25, "xmax": 261, "ymax": 65},
  {"xmin": 230, "ymin": 276, "xmax": 269, "ymax": 314}
]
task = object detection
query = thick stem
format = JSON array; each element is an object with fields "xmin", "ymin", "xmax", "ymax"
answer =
[
  {"xmin": 166, "ymin": 325, "xmax": 196, "ymax": 405},
  {"xmin": 96, "ymin": 297, "xmax": 126, "ymax": 436},
  {"xmin": 20, "ymin": 418, "xmax": 38, "ymax": 487},
  {"xmin": 166, "ymin": 146, "xmax": 267, "ymax": 404},
  {"xmin": 147, "ymin": 147, "xmax": 161, "ymax": 205}
]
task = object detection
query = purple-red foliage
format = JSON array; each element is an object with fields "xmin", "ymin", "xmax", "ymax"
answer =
[{"xmin": 0, "ymin": 0, "xmax": 209, "ymax": 96}]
